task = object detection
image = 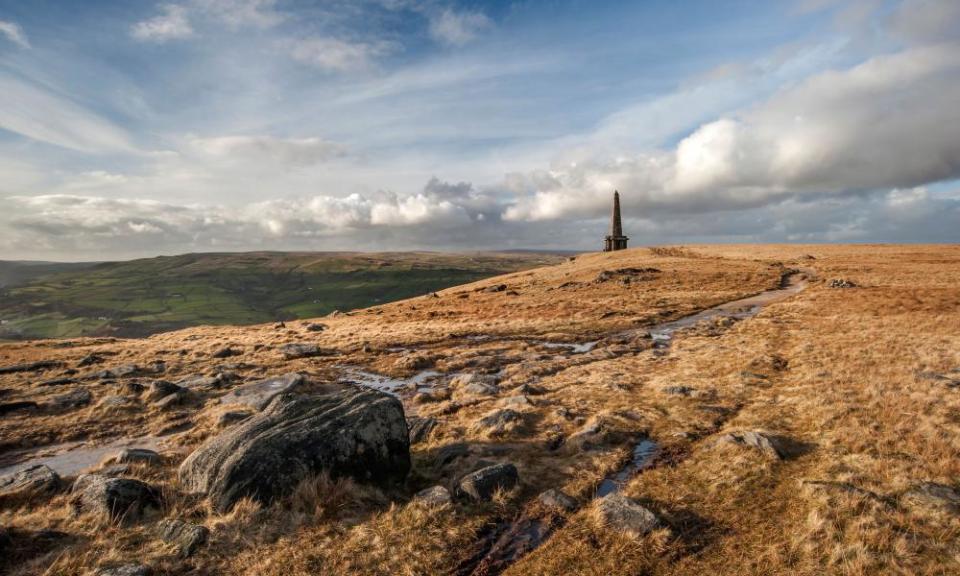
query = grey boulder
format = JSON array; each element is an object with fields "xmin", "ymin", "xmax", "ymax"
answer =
[
  {"xmin": 179, "ymin": 381, "xmax": 410, "ymax": 512},
  {"xmin": 156, "ymin": 519, "xmax": 209, "ymax": 558},
  {"xmin": 457, "ymin": 463, "xmax": 519, "ymax": 501},
  {"xmin": 72, "ymin": 474, "xmax": 160, "ymax": 523},
  {"xmin": 0, "ymin": 464, "xmax": 61, "ymax": 499},
  {"xmin": 593, "ymin": 493, "xmax": 660, "ymax": 538}
]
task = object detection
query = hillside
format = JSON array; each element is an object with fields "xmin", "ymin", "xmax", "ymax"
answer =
[
  {"xmin": 1, "ymin": 245, "xmax": 959, "ymax": 575},
  {"xmin": 0, "ymin": 251, "xmax": 566, "ymax": 340}
]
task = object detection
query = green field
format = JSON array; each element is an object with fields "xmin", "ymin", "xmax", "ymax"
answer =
[{"xmin": 0, "ymin": 251, "xmax": 566, "ymax": 339}]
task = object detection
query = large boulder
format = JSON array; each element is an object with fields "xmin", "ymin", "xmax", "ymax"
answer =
[
  {"xmin": 179, "ymin": 381, "xmax": 410, "ymax": 512},
  {"xmin": 72, "ymin": 474, "xmax": 160, "ymax": 523},
  {"xmin": 0, "ymin": 464, "xmax": 61, "ymax": 499},
  {"xmin": 593, "ymin": 493, "xmax": 660, "ymax": 538}
]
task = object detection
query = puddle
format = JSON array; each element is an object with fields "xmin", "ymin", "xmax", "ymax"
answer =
[
  {"xmin": 342, "ymin": 368, "xmax": 445, "ymax": 396},
  {"xmin": 0, "ymin": 436, "xmax": 164, "ymax": 478},
  {"xmin": 595, "ymin": 439, "xmax": 659, "ymax": 497}
]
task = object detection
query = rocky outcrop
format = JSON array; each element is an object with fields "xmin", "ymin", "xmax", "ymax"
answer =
[
  {"xmin": 456, "ymin": 463, "xmax": 519, "ymax": 501},
  {"xmin": 72, "ymin": 474, "xmax": 160, "ymax": 523},
  {"xmin": 716, "ymin": 430, "xmax": 789, "ymax": 459},
  {"xmin": 179, "ymin": 381, "xmax": 410, "ymax": 512},
  {"xmin": 156, "ymin": 519, "xmax": 209, "ymax": 558},
  {"xmin": 0, "ymin": 464, "xmax": 61, "ymax": 499},
  {"xmin": 279, "ymin": 343, "xmax": 328, "ymax": 359},
  {"xmin": 0, "ymin": 360, "xmax": 62, "ymax": 374},
  {"xmin": 593, "ymin": 493, "xmax": 660, "ymax": 538},
  {"xmin": 219, "ymin": 373, "xmax": 303, "ymax": 410},
  {"xmin": 145, "ymin": 380, "xmax": 182, "ymax": 402},
  {"xmin": 537, "ymin": 488, "xmax": 577, "ymax": 512},
  {"xmin": 414, "ymin": 485, "xmax": 452, "ymax": 506},
  {"xmin": 51, "ymin": 388, "xmax": 93, "ymax": 409}
]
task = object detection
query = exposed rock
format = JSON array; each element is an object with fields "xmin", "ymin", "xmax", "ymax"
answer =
[
  {"xmin": 111, "ymin": 365, "xmax": 141, "ymax": 378},
  {"xmin": 108, "ymin": 448, "xmax": 161, "ymax": 466},
  {"xmin": 156, "ymin": 519, "xmax": 209, "ymax": 558},
  {"xmin": 151, "ymin": 391, "xmax": 186, "ymax": 410},
  {"xmin": 96, "ymin": 564, "xmax": 151, "ymax": 576},
  {"xmin": 145, "ymin": 380, "xmax": 182, "ymax": 402},
  {"xmin": 0, "ymin": 464, "xmax": 61, "ymax": 498},
  {"xmin": 537, "ymin": 488, "xmax": 577, "ymax": 512},
  {"xmin": 902, "ymin": 482, "xmax": 960, "ymax": 515},
  {"xmin": 481, "ymin": 284, "xmax": 507, "ymax": 293},
  {"xmin": 473, "ymin": 409, "xmax": 524, "ymax": 437},
  {"xmin": 0, "ymin": 401, "xmax": 39, "ymax": 415},
  {"xmin": 395, "ymin": 354, "xmax": 434, "ymax": 371},
  {"xmin": 51, "ymin": 388, "xmax": 93, "ymax": 409},
  {"xmin": 304, "ymin": 323, "xmax": 327, "ymax": 332},
  {"xmin": 435, "ymin": 442, "xmax": 469, "ymax": 467},
  {"xmin": 0, "ymin": 360, "xmax": 62, "ymax": 374},
  {"xmin": 407, "ymin": 416, "xmax": 438, "ymax": 444},
  {"xmin": 78, "ymin": 354, "xmax": 104, "ymax": 367},
  {"xmin": 414, "ymin": 485, "xmax": 452, "ymax": 506},
  {"xmin": 661, "ymin": 385, "xmax": 694, "ymax": 396},
  {"xmin": 72, "ymin": 474, "xmax": 160, "ymax": 523},
  {"xmin": 279, "ymin": 343, "xmax": 327, "ymax": 359},
  {"xmin": 177, "ymin": 374, "xmax": 222, "ymax": 390},
  {"xmin": 211, "ymin": 347, "xmax": 241, "ymax": 359},
  {"xmin": 457, "ymin": 463, "xmax": 519, "ymax": 501},
  {"xmin": 828, "ymin": 278, "xmax": 857, "ymax": 289},
  {"xmin": 593, "ymin": 493, "xmax": 660, "ymax": 538},
  {"xmin": 500, "ymin": 395, "xmax": 532, "ymax": 408},
  {"xmin": 179, "ymin": 382, "xmax": 410, "ymax": 512},
  {"xmin": 219, "ymin": 373, "xmax": 303, "ymax": 410},
  {"xmin": 716, "ymin": 430, "xmax": 788, "ymax": 459},
  {"xmin": 216, "ymin": 410, "xmax": 253, "ymax": 428},
  {"xmin": 40, "ymin": 377, "xmax": 77, "ymax": 387}
]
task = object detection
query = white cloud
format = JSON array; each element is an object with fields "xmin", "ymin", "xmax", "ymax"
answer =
[
  {"xmin": 0, "ymin": 20, "xmax": 29, "ymax": 49},
  {"xmin": 193, "ymin": 0, "xmax": 284, "ymax": 29},
  {"xmin": 428, "ymin": 8, "xmax": 491, "ymax": 47},
  {"xmin": 0, "ymin": 74, "xmax": 135, "ymax": 153},
  {"xmin": 289, "ymin": 37, "xmax": 393, "ymax": 72},
  {"xmin": 188, "ymin": 135, "xmax": 347, "ymax": 166},
  {"xmin": 889, "ymin": 0, "xmax": 960, "ymax": 44},
  {"xmin": 131, "ymin": 4, "xmax": 194, "ymax": 42}
]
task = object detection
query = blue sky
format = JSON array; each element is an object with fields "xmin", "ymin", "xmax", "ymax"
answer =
[{"xmin": 0, "ymin": 0, "xmax": 958, "ymax": 259}]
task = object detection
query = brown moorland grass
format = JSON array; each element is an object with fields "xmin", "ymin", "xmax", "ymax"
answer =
[{"xmin": 1, "ymin": 244, "xmax": 958, "ymax": 575}]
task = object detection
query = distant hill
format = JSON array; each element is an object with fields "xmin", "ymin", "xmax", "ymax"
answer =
[{"xmin": 0, "ymin": 251, "xmax": 567, "ymax": 339}]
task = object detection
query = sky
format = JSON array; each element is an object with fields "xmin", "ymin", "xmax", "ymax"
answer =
[{"xmin": 0, "ymin": 0, "xmax": 958, "ymax": 260}]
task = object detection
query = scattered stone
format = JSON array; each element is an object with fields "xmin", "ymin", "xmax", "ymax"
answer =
[
  {"xmin": 593, "ymin": 493, "xmax": 660, "ymax": 538},
  {"xmin": 482, "ymin": 284, "xmax": 507, "ymax": 293},
  {"xmin": 179, "ymin": 382, "xmax": 410, "ymax": 512},
  {"xmin": 0, "ymin": 401, "xmax": 39, "ymax": 415},
  {"xmin": 414, "ymin": 485, "xmax": 452, "ymax": 506},
  {"xmin": 78, "ymin": 354, "xmax": 104, "ymax": 367},
  {"xmin": 435, "ymin": 442, "xmax": 469, "ymax": 467},
  {"xmin": 220, "ymin": 373, "xmax": 304, "ymax": 410},
  {"xmin": 279, "ymin": 343, "xmax": 326, "ymax": 359},
  {"xmin": 40, "ymin": 377, "xmax": 76, "ymax": 387},
  {"xmin": 274, "ymin": 321, "xmax": 286, "ymax": 329},
  {"xmin": 216, "ymin": 410, "xmax": 253, "ymax": 428},
  {"xmin": 407, "ymin": 416, "xmax": 437, "ymax": 444},
  {"xmin": 395, "ymin": 354, "xmax": 434, "ymax": 371},
  {"xmin": 151, "ymin": 391, "xmax": 187, "ymax": 410},
  {"xmin": 112, "ymin": 365, "xmax": 141, "ymax": 378},
  {"xmin": 177, "ymin": 374, "xmax": 223, "ymax": 390},
  {"xmin": 537, "ymin": 488, "xmax": 577, "ymax": 512},
  {"xmin": 108, "ymin": 449, "xmax": 162, "ymax": 466},
  {"xmin": 0, "ymin": 360, "xmax": 62, "ymax": 374},
  {"xmin": 72, "ymin": 474, "xmax": 160, "ymax": 523},
  {"xmin": 96, "ymin": 564, "xmax": 151, "ymax": 576},
  {"xmin": 662, "ymin": 385, "xmax": 694, "ymax": 396},
  {"xmin": 145, "ymin": 380, "xmax": 182, "ymax": 402},
  {"xmin": 156, "ymin": 519, "xmax": 209, "ymax": 558},
  {"xmin": 828, "ymin": 279, "xmax": 857, "ymax": 289},
  {"xmin": 500, "ymin": 395, "xmax": 532, "ymax": 408},
  {"xmin": 304, "ymin": 323, "xmax": 327, "ymax": 332},
  {"xmin": 595, "ymin": 267, "xmax": 661, "ymax": 283},
  {"xmin": 514, "ymin": 383, "xmax": 546, "ymax": 396},
  {"xmin": 457, "ymin": 463, "xmax": 519, "ymax": 501},
  {"xmin": 51, "ymin": 388, "xmax": 93, "ymax": 409},
  {"xmin": 211, "ymin": 347, "xmax": 241, "ymax": 359},
  {"xmin": 902, "ymin": 482, "xmax": 960, "ymax": 516},
  {"xmin": 473, "ymin": 409, "xmax": 524, "ymax": 437},
  {"xmin": 716, "ymin": 430, "xmax": 788, "ymax": 459},
  {"xmin": 0, "ymin": 464, "xmax": 61, "ymax": 498}
]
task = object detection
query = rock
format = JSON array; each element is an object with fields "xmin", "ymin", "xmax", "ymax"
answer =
[
  {"xmin": 537, "ymin": 488, "xmax": 577, "ymax": 512},
  {"xmin": 156, "ymin": 519, "xmax": 209, "ymax": 558},
  {"xmin": 112, "ymin": 365, "xmax": 141, "ymax": 378},
  {"xmin": 395, "ymin": 354, "xmax": 434, "ymax": 371},
  {"xmin": 662, "ymin": 385, "xmax": 694, "ymax": 396},
  {"xmin": 51, "ymin": 388, "xmax": 93, "ymax": 409},
  {"xmin": 279, "ymin": 343, "xmax": 325, "ymax": 359},
  {"xmin": 40, "ymin": 377, "xmax": 76, "ymax": 387},
  {"xmin": 482, "ymin": 284, "xmax": 507, "ymax": 293},
  {"xmin": 716, "ymin": 430, "xmax": 788, "ymax": 459},
  {"xmin": 108, "ymin": 448, "xmax": 161, "ymax": 466},
  {"xmin": 500, "ymin": 395, "xmax": 532, "ymax": 408},
  {"xmin": 434, "ymin": 442, "xmax": 469, "ymax": 467},
  {"xmin": 414, "ymin": 485, "xmax": 452, "ymax": 506},
  {"xmin": 216, "ymin": 410, "xmax": 253, "ymax": 427},
  {"xmin": 179, "ymin": 382, "xmax": 410, "ymax": 512},
  {"xmin": 219, "ymin": 373, "xmax": 304, "ymax": 411},
  {"xmin": 457, "ymin": 463, "xmax": 519, "ymax": 501},
  {"xmin": 177, "ymin": 374, "xmax": 222, "ymax": 390},
  {"xmin": 0, "ymin": 360, "xmax": 62, "ymax": 374},
  {"xmin": 304, "ymin": 323, "xmax": 327, "ymax": 332},
  {"xmin": 211, "ymin": 347, "xmax": 241, "ymax": 359},
  {"xmin": 145, "ymin": 380, "xmax": 182, "ymax": 402},
  {"xmin": 0, "ymin": 464, "xmax": 61, "ymax": 498},
  {"xmin": 78, "ymin": 354, "xmax": 104, "ymax": 367},
  {"xmin": 72, "ymin": 474, "xmax": 160, "ymax": 523},
  {"xmin": 902, "ymin": 482, "xmax": 960, "ymax": 515},
  {"xmin": 407, "ymin": 416, "xmax": 437, "ymax": 444},
  {"xmin": 96, "ymin": 565, "xmax": 152, "ymax": 576},
  {"xmin": 828, "ymin": 278, "xmax": 857, "ymax": 288},
  {"xmin": 0, "ymin": 401, "xmax": 39, "ymax": 415},
  {"xmin": 151, "ymin": 392, "xmax": 186, "ymax": 410},
  {"xmin": 473, "ymin": 409, "xmax": 524, "ymax": 437},
  {"xmin": 593, "ymin": 493, "xmax": 660, "ymax": 538}
]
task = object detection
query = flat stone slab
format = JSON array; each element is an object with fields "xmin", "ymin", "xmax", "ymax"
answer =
[{"xmin": 219, "ymin": 373, "xmax": 304, "ymax": 410}]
